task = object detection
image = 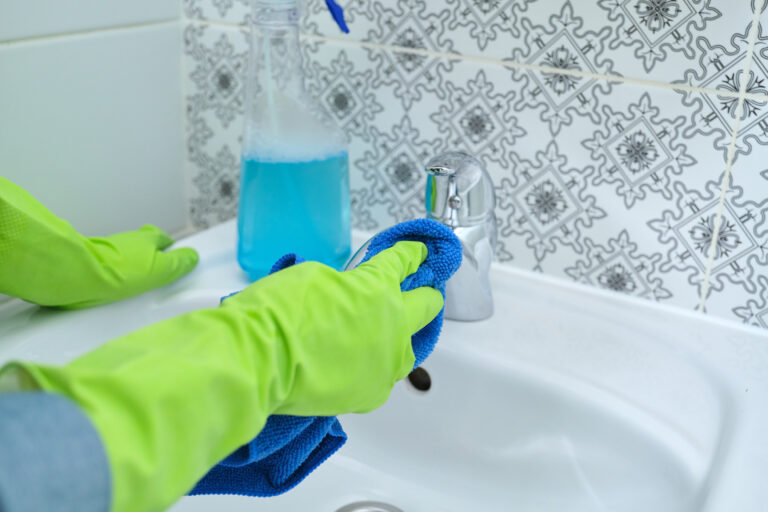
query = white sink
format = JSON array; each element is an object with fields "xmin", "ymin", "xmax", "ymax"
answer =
[{"xmin": 1, "ymin": 220, "xmax": 766, "ymax": 512}]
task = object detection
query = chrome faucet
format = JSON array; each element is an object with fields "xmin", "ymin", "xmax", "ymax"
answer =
[{"xmin": 425, "ymin": 152, "xmax": 496, "ymax": 321}]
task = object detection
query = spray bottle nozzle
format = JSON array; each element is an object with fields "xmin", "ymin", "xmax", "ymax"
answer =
[{"xmin": 324, "ymin": 0, "xmax": 349, "ymax": 33}]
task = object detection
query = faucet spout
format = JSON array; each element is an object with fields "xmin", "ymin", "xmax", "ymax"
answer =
[
  {"xmin": 444, "ymin": 225, "xmax": 495, "ymax": 321},
  {"xmin": 424, "ymin": 152, "xmax": 497, "ymax": 322}
]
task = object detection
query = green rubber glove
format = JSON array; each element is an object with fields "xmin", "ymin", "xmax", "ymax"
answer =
[
  {"xmin": 0, "ymin": 176, "xmax": 198, "ymax": 308},
  {"xmin": 0, "ymin": 241, "xmax": 443, "ymax": 512}
]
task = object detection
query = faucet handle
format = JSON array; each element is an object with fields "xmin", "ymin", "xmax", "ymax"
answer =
[{"xmin": 425, "ymin": 152, "xmax": 496, "ymax": 229}]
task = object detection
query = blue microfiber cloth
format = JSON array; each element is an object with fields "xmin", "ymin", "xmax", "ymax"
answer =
[
  {"xmin": 356, "ymin": 218, "xmax": 463, "ymax": 366},
  {"xmin": 190, "ymin": 218, "xmax": 462, "ymax": 497}
]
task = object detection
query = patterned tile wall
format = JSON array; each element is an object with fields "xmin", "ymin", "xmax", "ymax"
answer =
[{"xmin": 182, "ymin": 0, "xmax": 768, "ymax": 330}]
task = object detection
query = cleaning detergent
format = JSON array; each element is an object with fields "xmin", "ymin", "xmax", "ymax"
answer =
[
  {"xmin": 238, "ymin": 153, "xmax": 350, "ymax": 274},
  {"xmin": 237, "ymin": 0, "xmax": 351, "ymax": 279}
]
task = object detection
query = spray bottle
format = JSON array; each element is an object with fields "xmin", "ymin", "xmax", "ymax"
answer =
[{"xmin": 238, "ymin": 0, "xmax": 350, "ymax": 279}]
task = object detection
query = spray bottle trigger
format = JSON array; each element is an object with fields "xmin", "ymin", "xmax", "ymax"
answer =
[{"xmin": 324, "ymin": 0, "xmax": 349, "ymax": 33}]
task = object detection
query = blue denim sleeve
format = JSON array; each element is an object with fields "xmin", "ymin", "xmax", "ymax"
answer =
[{"xmin": 0, "ymin": 392, "xmax": 111, "ymax": 512}]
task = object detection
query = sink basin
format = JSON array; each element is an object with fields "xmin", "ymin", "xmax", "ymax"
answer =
[{"xmin": 1, "ymin": 220, "xmax": 766, "ymax": 512}]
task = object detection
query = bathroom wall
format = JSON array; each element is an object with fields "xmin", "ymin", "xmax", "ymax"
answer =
[
  {"xmin": 182, "ymin": 0, "xmax": 768, "ymax": 331},
  {"xmin": 0, "ymin": 1, "xmax": 188, "ymax": 237}
]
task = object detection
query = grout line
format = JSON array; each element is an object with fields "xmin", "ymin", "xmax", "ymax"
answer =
[
  {"xmin": 696, "ymin": 5, "xmax": 763, "ymax": 312},
  {"xmin": 0, "ymin": 19, "xmax": 179, "ymax": 46},
  {"xmin": 179, "ymin": 0, "xmax": 197, "ymax": 233},
  {"xmin": 303, "ymin": 33, "xmax": 763, "ymax": 101},
  {"xmin": 188, "ymin": 17, "xmax": 767, "ymax": 102},
  {"xmin": 188, "ymin": 18, "xmax": 245, "ymax": 31},
  {"xmin": 179, "ymin": 19, "xmax": 195, "ymax": 236}
]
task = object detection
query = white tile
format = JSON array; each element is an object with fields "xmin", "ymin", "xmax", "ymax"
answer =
[
  {"xmin": 482, "ymin": 65, "xmax": 724, "ymax": 311},
  {"xmin": 307, "ymin": 0, "xmax": 754, "ymax": 89},
  {"xmin": 185, "ymin": 0, "xmax": 761, "ymax": 92},
  {"xmin": 0, "ymin": 0, "xmax": 180, "ymax": 42},
  {"xmin": 183, "ymin": 23, "xmax": 249, "ymax": 229},
  {"xmin": 585, "ymin": 0, "xmax": 753, "ymax": 85},
  {"xmin": 303, "ymin": 0, "xmax": 533, "ymax": 61},
  {"xmin": 697, "ymin": 1, "xmax": 768, "ymax": 330},
  {"xmin": 180, "ymin": 1, "xmax": 768, "ymax": 326},
  {"xmin": 183, "ymin": 0, "xmax": 400, "ymax": 40},
  {"xmin": 0, "ymin": 23, "xmax": 187, "ymax": 236},
  {"xmin": 699, "ymin": 170, "xmax": 768, "ymax": 329},
  {"xmin": 183, "ymin": 0, "xmax": 250, "ymax": 25},
  {"xmin": 703, "ymin": 120, "xmax": 768, "ymax": 330}
]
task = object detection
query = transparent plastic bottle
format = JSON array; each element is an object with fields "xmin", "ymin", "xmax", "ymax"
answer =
[{"xmin": 238, "ymin": 0, "xmax": 350, "ymax": 279}]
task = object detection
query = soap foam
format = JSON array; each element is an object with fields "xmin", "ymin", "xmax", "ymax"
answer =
[
  {"xmin": 242, "ymin": 141, "xmax": 347, "ymax": 164},
  {"xmin": 242, "ymin": 91, "xmax": 346, "ymax": 163}
]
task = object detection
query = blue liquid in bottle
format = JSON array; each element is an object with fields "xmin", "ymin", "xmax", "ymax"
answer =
[{"xmin": 237, "ymin": 152, "xmax": 351, "ymax": 279}]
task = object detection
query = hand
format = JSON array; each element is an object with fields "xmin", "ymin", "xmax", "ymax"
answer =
[
  {"xmin": 224, "ymin": 240, "xmax": 444, "ymax": 416},
  {"xmin": 0, "ymin": 240, "xmax": 442, "ymax": 512},
  {"xmin": 0, "ymin": 176, "xmax": 198, "ymax": 308}
]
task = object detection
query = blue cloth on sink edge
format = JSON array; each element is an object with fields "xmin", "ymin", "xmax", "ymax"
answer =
[{"xmin": 190, "ymin": 218, "xmax": 462, "ymax": 497}]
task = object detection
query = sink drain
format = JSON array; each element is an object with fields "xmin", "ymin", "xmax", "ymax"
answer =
[{"xmin": 335, "ymin": 501, "xmax": 404, "ymax": 512}]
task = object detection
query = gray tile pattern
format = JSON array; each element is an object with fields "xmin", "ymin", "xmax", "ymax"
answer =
[{"xmin": 182, "ymin": 0, "xmax": 768, "ymax": 329}]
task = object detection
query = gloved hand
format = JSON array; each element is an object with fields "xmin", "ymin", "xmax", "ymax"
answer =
[
  {"xmin": 0, "ymin": 176, "xmax": 198, "ymax": 308},
  {"xmin": 0, "ymin": 241, "xmax": 443, "ymax": 512}
]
